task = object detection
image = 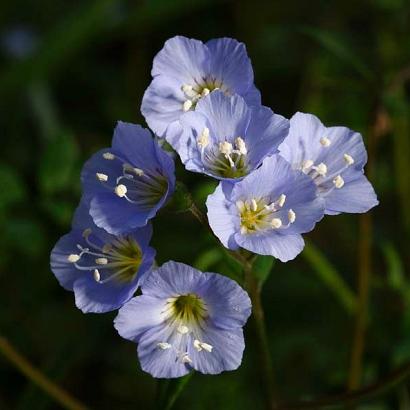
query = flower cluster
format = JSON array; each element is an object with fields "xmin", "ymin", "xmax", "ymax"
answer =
[{"xmin": 50, "ymin": 36, "xmax": 378, "ymax": 379}]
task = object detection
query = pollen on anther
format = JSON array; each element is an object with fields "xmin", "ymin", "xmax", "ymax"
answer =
[
  {"xmin": 177, "ymin": 325, "xmax": 189, "ymax": 334},
  {"xmin": 197, "ymin": 127, "xmax": 210, "ymax": 149},
  {"xmin": 302, "ymin": 159, "xmax": 314, "ymax": 170},
  {"xmin": 320, "ymin": 137, "xmax": 331, "ymax": 147},
  {"xmin": 96, "ymin": 173, "xmax": 108, "ymax": 182},
  {"xmin": 183, "ymin": 100, "xmax": 193, "ymax": 112},
  {"xmin": 344, "ymin": 154, "xmax": 354, "ymax": 165},
  {"xmin": 157, "ymin": 342, "xmax": 172, "ymax": 350},
  {"xmin": 251, "ymin": 199, "xmax": 258, "ymax": 212},
  {"xmin": 314, "ymin": 162, "xmax": 328, "ymax": 176},
  {"xmin": 115, "ymin": 184, "xmax": 127, "ymax": 197},
  {"xmin": 333, "ymin": 175, "xmax": 345, "ymax": 189},
  {"xmin": 182, "ymin": 84, "xmax": 193, "ymax": 93},
  {"xmin": 201, "ymin": 88, "xmax": 210, "ymax": 96},
  {"xmin": 277, "ymin": 194, "xmax": 286, "ymax": 207},
  {"xmin": 103, "ymin": 152, "xmax": 115, "ymax": 160},
  {"xmin": 271, "ymin": 218, "xmax": 282, "ymax": 229},
  {"xmin": 93, "ymin": 269, "xmax": 101, "ymax": 282},
  {"xmin": 219, "ymin": 141, "xmax": 233, "ymax": 156},
  {"xmin": 181, "ymin": 354, "xmax": 193, "ymax": 364},
  {"xmin": 235, "ymin": 137, "xmax": 247, "ymax": 155},
  {"xmin": 134, "ymin": 168, "xmax": 144, "ymax": 176},
  {"xmin": 96, "ymin": 257, "xmax": 108, "ymax": 265},
  {"xmin": 67, "ymin": 254, "xmax": 80, "ymax": 263},
  {"xmin": 288, "ymin": 209, "xmax": 296, "ymax": 223}
]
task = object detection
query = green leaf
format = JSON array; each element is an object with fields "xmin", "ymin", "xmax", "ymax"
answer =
[
  {"xmin": 253, "ymin": 255, "xmax": 275, "ymax": 285},
  {"xmin": 382, "ymin": 241, "xmax": 405, "ymax": 291},
  {"xmin": 303, "ymin": 241, "xmax": 357, "ymax": 315},
  {"xmin": 297, "ymin": 26, "xmax": 374, "ymax": 81},
  {"xmin": 194, "ymin": 248, "xmax": 223, "ymax": 271},
  {"xmin": 0, "ymin": 163, "xmax": 26, "ymax": 211},
  {"xmin": 38, "ymin": 131, "xmax": 78, "ymax": 195}
]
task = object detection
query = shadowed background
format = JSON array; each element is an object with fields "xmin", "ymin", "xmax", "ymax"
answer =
[{"xmin": 1, "ymin": 0, "xmax": 409, "ymax": 409}]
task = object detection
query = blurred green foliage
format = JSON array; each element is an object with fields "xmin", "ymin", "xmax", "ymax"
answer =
[{"xmin": 0, "ymin": 0, "xmax": 410, "ymax": 409}]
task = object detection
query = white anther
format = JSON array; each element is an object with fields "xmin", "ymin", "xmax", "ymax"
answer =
[
  {"xmin": 95, "ymin": 258, "xmax": 108, "ymax": 265},
  {"xmin": 344, "ymin": 154, "xmax": 354, "ymax": 165},
  {"xmin": 82, "ymin": 228, "xmax": 92, "ymax": 238},
  {"xmin": 96, "ymin": 173, "xmax": 108, "ymax": 182},
  {"xmin": 183, "ymin": 100, "xmax": 193, "ymax": 112},
  {"xmin": 201, "ymin": 88, "xmax": 210, "ymax": 96},
  {"xmin": 115, "ymin": 184, "xmax": 127, "ymax": 197},
  {"xmin": 102, "ymin": 243, "xmax": 112, "ymax": 253},
  {"xmin": 103, "ymin": 152, "xmax": 115, "ymax": 160},
  {"xmin": 251, "ymin": 199, "xmax": 258, "ymax": 212},
  {"xmin": 197, "ymin": 127, "xmax": 210, "ymax": 149},
  {"xmin": 240, "ymin": 226, "xmax": 248, "ymax": 235},
  {"xmin": 271, "ymin": 218, "xmax": 282, "ymax": 229},
  {"xmin": 177, "ymin": 325, "xmax": 189, "ymax": 334},
  {"xmin": 194, "ymin": 339, "xmax": 213, "ymax": 352},
  {"xmin": 333, "ymin": 175, "xmax": 345, "ymax": 188},
  {"xmin": 302, "ymin": 159, "xmax": 314, "ymax": 171},
  {"xmin": 157, "ymin": 342, "xmax": 172, "ymax": 350},
  {"xmin": 277, "ymin": 194, "xmax": 286, "ymax": 207},
  {"xmin": 134, "ymin": 168, "xmax": 144, "ymax": 176},
  {"xmin": 235, "ymin": 137, "xmax": 247, "ymax": 155},
  {"xmin": 182, "ymin": 84, "xmax": 193, "ymax": 94},
  {"xmin": 314, "ymin": 162, "xmax": 327, "ymax": 176},
  {"xmin": 181, "ymin": 353, "xmax": 193, "ymax": 364},
  {"xmin": 320, "ymin": 137, "xmax": 331, "ymax": 147},
  {"xmin": 219, "ymin": 141, "xmax": 233, "ymax": 156},
  {"xmin": 288, "ymin": 209, "xmax": 296, "ymax": 223},
  {"xmin": 236, "ymin": 200, "xmax": 246, "ymax": 212},
  {"xmin": 93, "ymin": 269, "xmax": 101, "ymax": 282},
  {"xmin": 67, "ymin": 254, "xmax": 80, "ymax": 263}
]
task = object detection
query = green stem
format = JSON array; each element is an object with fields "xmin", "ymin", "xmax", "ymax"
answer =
[
  {"xmin": 278, "ymin": 360, "xmax": 410, "ymax": 409},
  {"xmin": 0, "ymin": 336, "xmax": 88, "ymax": 410},
  {"xmin": 243, "ymin": 258, "xmax": 278, "ymax": 410},
  {"xmin": 164, "ymin": 372, "xmax": 194, "ymax": 410}
]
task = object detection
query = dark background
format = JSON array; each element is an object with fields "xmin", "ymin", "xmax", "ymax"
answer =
[{"xmin": 1, "ymin": 0, "xmax": 410, "ymax": 409}]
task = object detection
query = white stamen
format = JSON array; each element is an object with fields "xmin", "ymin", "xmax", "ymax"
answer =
[
  {"xmin": 236, "ymin": 200, "xmax": 245, "ymax": 212},
  {"xmin": 82, "ymin": 228, "xmax": 92, "ymax": 238},
  {"xmin": 235, "ymin": 137, "xmax": 247, "ymax": 155},
  {"xmin": 96, "ymin": 172, "xmax": 108, "ymax": 182},
  {"xmin": 219, "ymin": 141, "xmax": 233, "ymax": 156},
  {"xmin": 183, "ymin": 100, "xmax": 193, "ymax": 112},
  {"xmin": 157, "ymin": 342, "xmax": 172, "ymax": 350},
  {"xmin": 197, "ymin": 127, "xmax": 210, "ymax": 149},
  {"xmin": 115, "ymin": 184, "xmax": 127, "ymax": 197},
  {"xmin": 177, "ymin": 325, "xmax": 189, "ymax": 334},
  {"xmin": 333, "ymin": 175, "xmax": 345, "ymax": 189},
  {"xmin": 103, "ymin": 152, "xmax": 115, "ymax": 160},
  {"xmin": 314, "ymin": 162, "xmax": 327, "ymax": 176},
  {"xmin": 302, "ymin": 159, "xmax": 314, "ymax": 171},
  {"xmin": 200, "ymin": 342, "xmax": 213, "ymax": 352},
  {"xmin": 240, "ymin": 226, "xmax": 248, "ymax": 235},
  {"xmin": 251, "ymin": 199, "xmax": 258, "ymax": 212},
  {"xmin": 201, "ymin": 87, "xmax": 210, "ymax": 96},
  {"xmin": 271, "ymin": 218, "xmax": 282, "ymax": 229},
  {"xmin": 67, "ymin": 254, "xmax": 80, "ymax": 263},
  {"xmin": 95, "ymin": 257, "xmax": 108, "ymax": 265},
  {"xmin": 277, "ymin": 194, "xmax": 286, "ymax": 207},
  {"xmin": 133, "ymin": 168, "xmax": 144, "ymax": 176},
  {"xmin": 194, "ymin": 339, "xmax": 213, "ymax": 352},
  {"xmin": 182, "ymin": 84, "xmax": 193, "ymax": 94},
  {"xmin": 181, "ymin": 353, "xmax": 193, "ymax": 364},
  {"xmin": 288, "ymin": 209, "xmax": 296, "ymax": 223},
  {"xmin": 320, "ymin": 137, "xmax": 331, "ymax": 147},
  {"xmin": 344, "ymin": 154, "xmax": 354, "ymax": 165},
  {"xmin": 93, "ymin": 269, "xmax": 101, "ymax": 282}
]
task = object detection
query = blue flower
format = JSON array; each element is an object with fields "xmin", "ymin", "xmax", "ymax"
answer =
[
  {"xmin": 81, "ymin": 121, "xmax": 175, "ymax": 235},
  {"xmin": 114, "ymin": 261, "xmax": 251, "ymax": 378},
  {"xmin": 141, "ymin": 36, "xmax": 261, "ymax": 138},
  {"xmin": 50, "ymin": 203, "xmax": 156, "ymax": 313},
  {"xmin": 166, "ymin": 90, "xmax": 289, "ymax": 181},
  {"xmin": 279, "ymin": 112, "xmax": 379, "ymax": 215},
  {"xmin": 206, "ymin": 155, "xmax": 324, "ymax": 262}
]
